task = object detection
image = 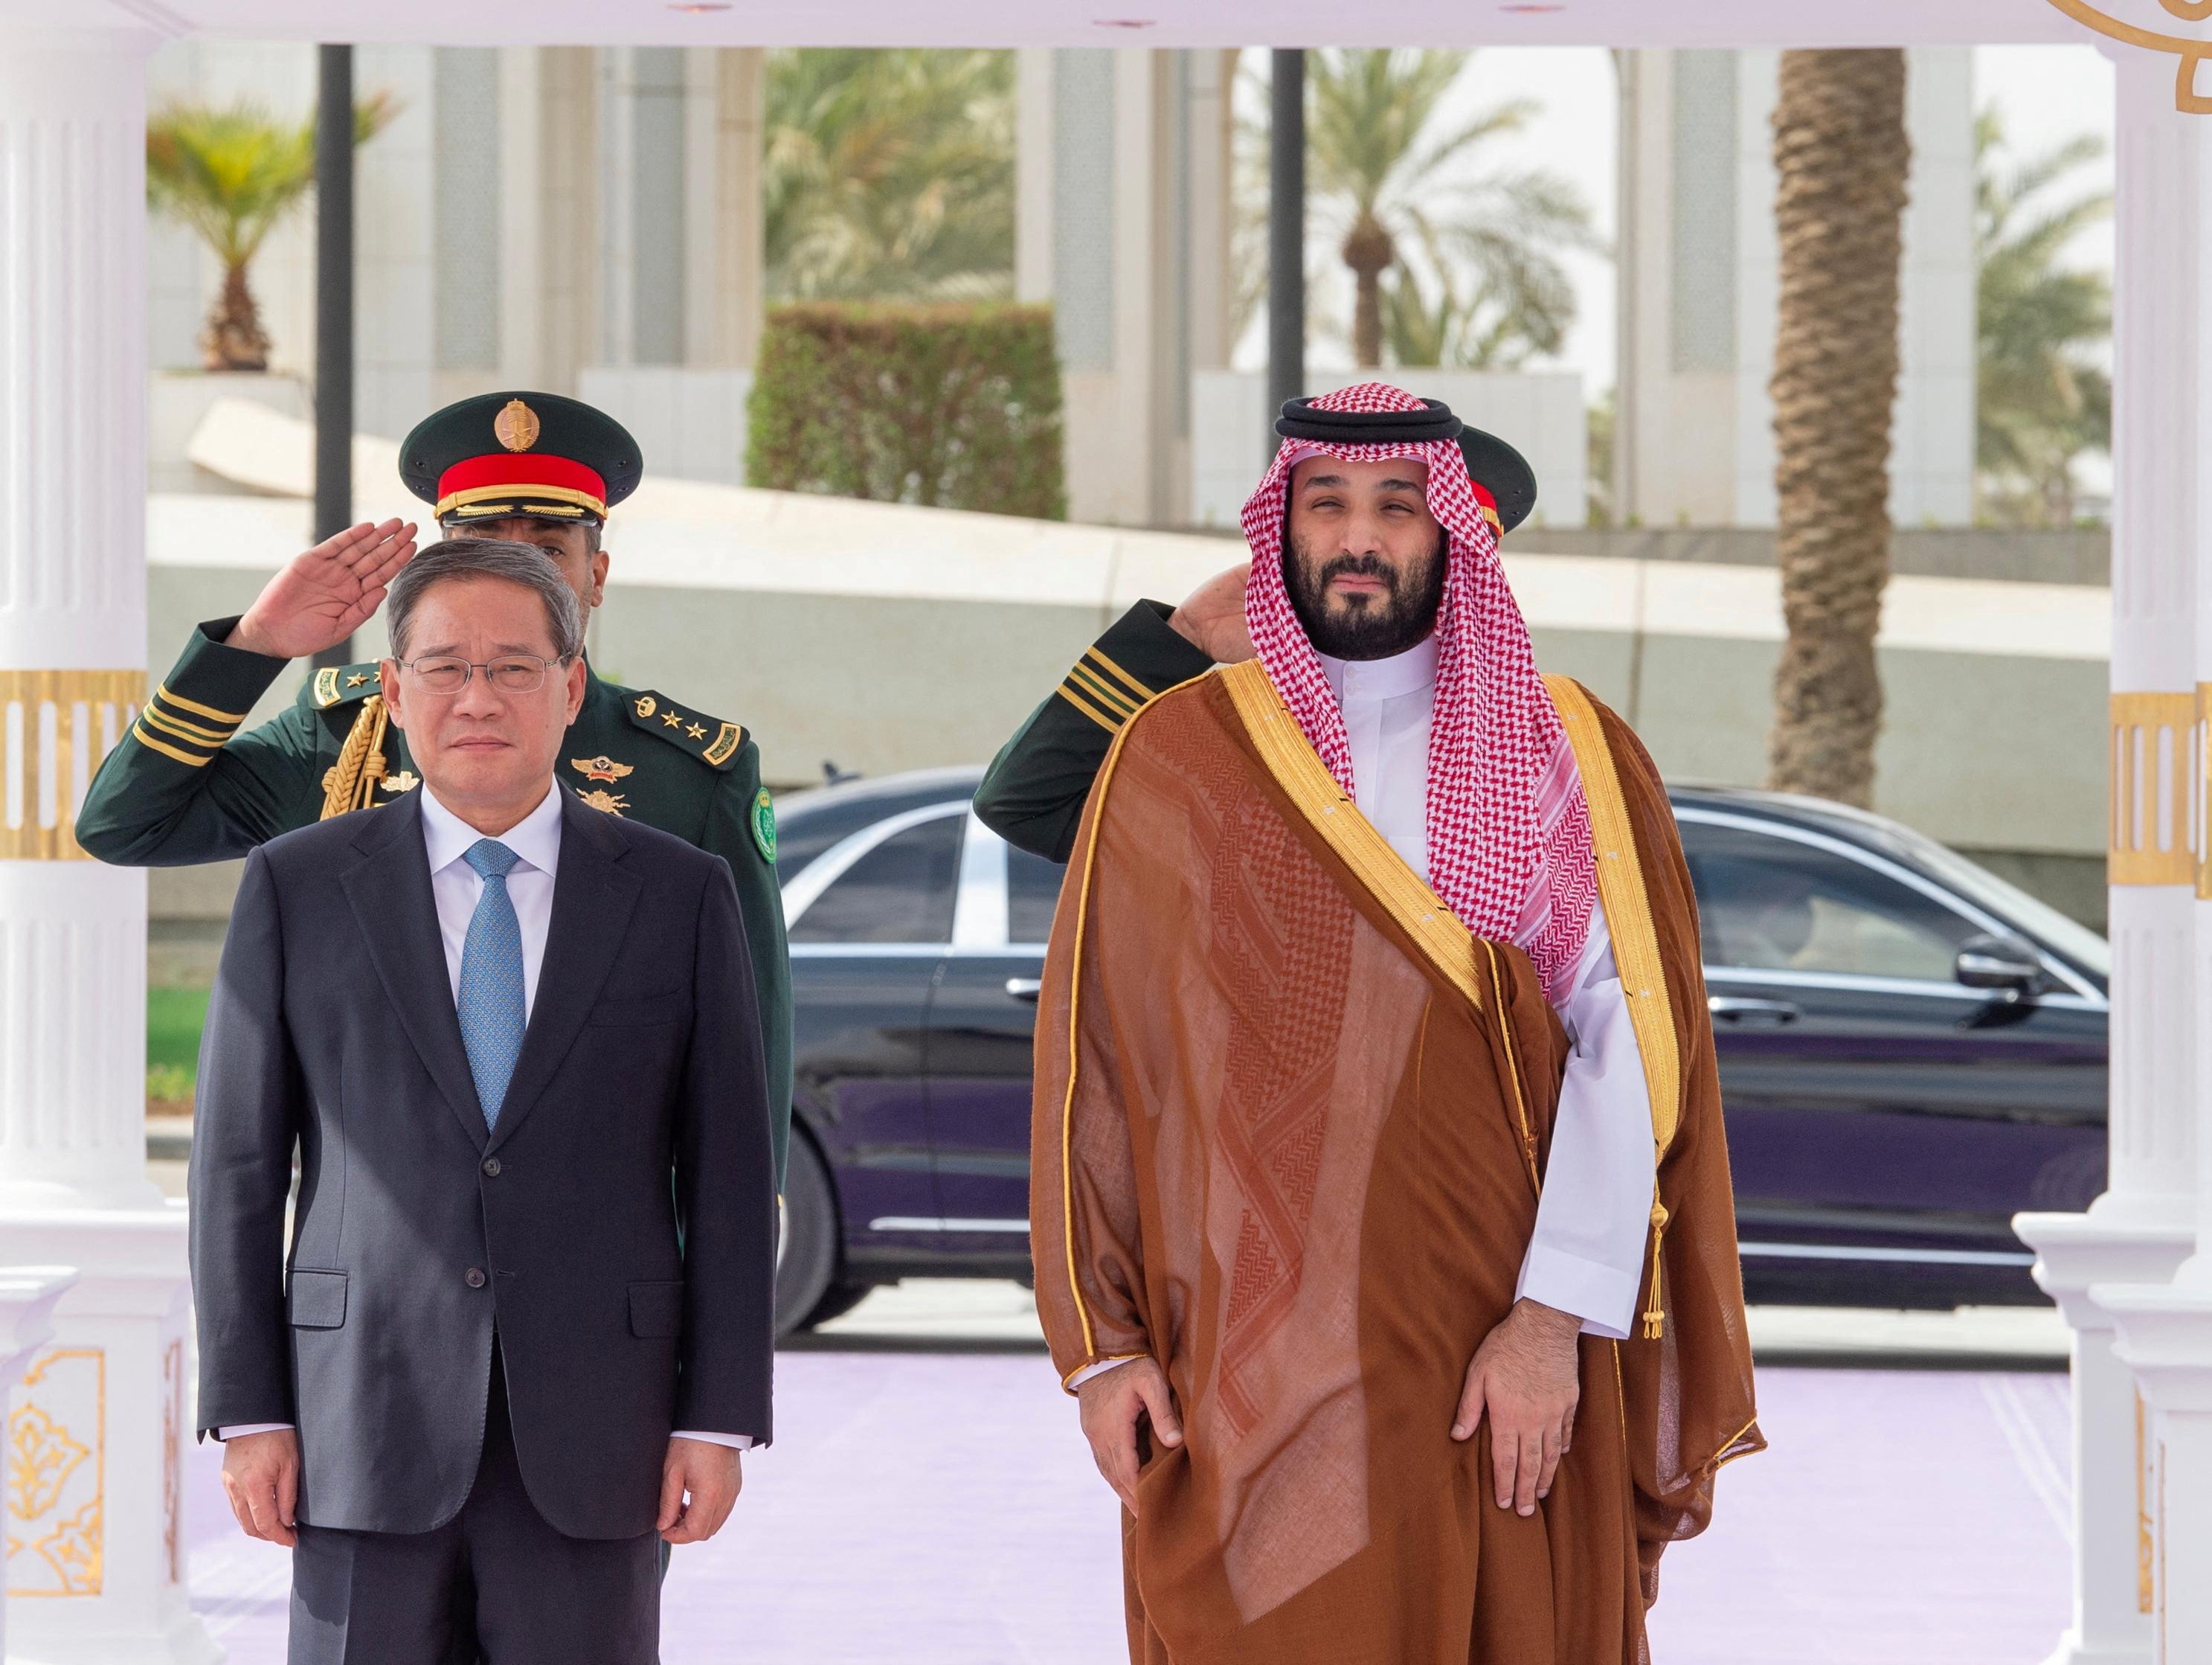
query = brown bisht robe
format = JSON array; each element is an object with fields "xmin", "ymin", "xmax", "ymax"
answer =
[{"xmin": 1030, "ymin": 660, "xmax": 1762, "ymax": 1665}]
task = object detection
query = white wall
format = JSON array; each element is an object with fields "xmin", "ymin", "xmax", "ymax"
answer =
[{"xmin": 576, "ymin": 367, "xmax": 753, "ymax": 484}]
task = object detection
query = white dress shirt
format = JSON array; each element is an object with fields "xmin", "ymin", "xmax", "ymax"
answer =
[
  {"xmin": 1068, "ymin": 638, "xmax": 1654, "ymax": 1389},
  {"xmin": 222, "ymin": 781, "xmax": 750, "ymax": 1451}
]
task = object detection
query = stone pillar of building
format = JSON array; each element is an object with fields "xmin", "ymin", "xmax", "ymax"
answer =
[
  {"xmin": 0, "ymin": 24, "xmax": 217, "ymax": 1664},
  {"xmin": 2015, "ymin": 51, "xmax": 2203, "ymax": 1665}
]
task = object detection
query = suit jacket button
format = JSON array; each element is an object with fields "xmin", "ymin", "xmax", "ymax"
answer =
[
  {"xmin": 465, "ymin": 1267, "xmax": 486, "ymax": 1289},
  {"xmin": 482, "ymin": 1158, "xmax": 501, "ymax": 1176}
]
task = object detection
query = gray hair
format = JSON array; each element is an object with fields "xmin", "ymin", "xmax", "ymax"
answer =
[{"xmin": 388, "ymin": 539, "xmax": 585, "ymax": 663}]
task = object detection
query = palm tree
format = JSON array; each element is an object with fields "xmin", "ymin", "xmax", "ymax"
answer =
[
  {"xmin": 763, "ymin": 50, "xmax": 1015, "ymax": 302},
  {"xmin": 1300, "ymin": 49, "xmax": 1595, "ymax": 368},
  {"xmin": 1975, "ymin": 108, "xmax": 2112, "ymax": 526},
  {"xmin": 1766, "ymin": 48, "xmax": 1910, "ymax": 809},
  {"xmin": 145, "ymin": 94, "xmax": 396, "ymax": 371}
]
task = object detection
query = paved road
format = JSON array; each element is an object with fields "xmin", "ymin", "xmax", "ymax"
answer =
[{"xmin": 187, "ymin": 1281, "xmax": 2072, "ymax": 1664}]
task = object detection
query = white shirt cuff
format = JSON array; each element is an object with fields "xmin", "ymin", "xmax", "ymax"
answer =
[
  {"xmin": 217, "ymin": 1423, "xmax": 294, "ymax": 1440},
  {"xmin": 1066, "ymin": 1356, "xmax": 1141, "ymax": 1390},
  {"xmin": 1517, "ymin": 1245, "xmax": 1644, "ymax": 1341},
  {"xmin": 673, "ymin": 1429, "xmax": 753, "ymax": 1450}
]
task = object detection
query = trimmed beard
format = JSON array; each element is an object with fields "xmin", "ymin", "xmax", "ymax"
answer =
[{"xmin": 1284, "ymin": 527, "xmax": 1448, "ymax": 661}]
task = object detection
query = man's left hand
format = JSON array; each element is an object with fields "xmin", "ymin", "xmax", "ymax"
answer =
[
  {"xmin": 658, "ymin": 1437, "xmax": 742, "ymax": 1544},
  {"xmin": 1450, "ymin": 1297, "xmax": 1582, "ymax": 1517}
]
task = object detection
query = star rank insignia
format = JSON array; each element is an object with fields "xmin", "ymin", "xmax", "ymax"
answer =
[
  {"xmin": 661, "ymin": 710, "xmax": 683, "ymax": 728},
  {"xmin": 378, "ymin": 770, "xmax": 419, "ymax": 795},
  {"xmin": 346, "ymin": 673, "xmax": 370, "ymax": 688},
  {"xmin": 570, "ymin": 755, "xmax": 635, "ymax": 785},
  {"xmin": 577, "ymin": 789, "xmax": 629, "ymax": 816}
]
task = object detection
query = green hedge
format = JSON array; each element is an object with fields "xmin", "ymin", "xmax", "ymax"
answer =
[{"xmin": 746, "ymin": 303, "xmax": 1066, "ymax": 519}]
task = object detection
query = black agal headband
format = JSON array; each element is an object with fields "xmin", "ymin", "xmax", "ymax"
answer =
[{"xmin": 1275, "ymin": 395, "xmax": 1539, "ymax": 535}]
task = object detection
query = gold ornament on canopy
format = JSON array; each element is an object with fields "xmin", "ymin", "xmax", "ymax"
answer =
[{"xmin": 2047, "ymin": 0, "xmax": 2212, "ymax": 110}]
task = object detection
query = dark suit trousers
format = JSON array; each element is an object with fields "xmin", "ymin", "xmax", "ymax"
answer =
[{"xmin": 289, "ymin": 1349, "xmax": 658, "ymax": 1665}]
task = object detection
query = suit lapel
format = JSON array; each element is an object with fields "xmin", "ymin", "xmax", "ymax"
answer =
[
  {"xmin": 341, "ymin": 792, "xmax": 489, "ymax": 1153},
  {"xmin": 486, "ymin": 786, "xmax": 641, "ymax": 1152}
]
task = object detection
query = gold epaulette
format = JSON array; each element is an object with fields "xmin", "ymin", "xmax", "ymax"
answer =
[
  {"xmin": 311, "ymin": 664, "xmax": 386, "ymax": 709},
  {"xmin": 624, "ymin": 689, "xmax": 746, "ymax": 769},
  {"xmin": 1052, "ymin": 644, "xmax": 1160, "ymax": 735}
]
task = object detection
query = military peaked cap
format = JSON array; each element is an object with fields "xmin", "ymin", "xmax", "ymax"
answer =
[
  {"xmin": 1276, "ymin": 395, "xmax": 1539, "ymax": 535},
  {"xmin": 401, "ymin": 391, "xmax": 644, "ymax": 527}
]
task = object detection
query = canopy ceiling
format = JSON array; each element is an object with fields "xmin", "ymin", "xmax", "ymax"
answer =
[{"xmin": 6, "ymin": 0, "xmax": 2097, "ymax": 49}]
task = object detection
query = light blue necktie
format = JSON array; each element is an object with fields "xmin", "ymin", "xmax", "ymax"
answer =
[{"xmin": 457, "ymin": 838, "xmax": 526, "ymax": 1131}]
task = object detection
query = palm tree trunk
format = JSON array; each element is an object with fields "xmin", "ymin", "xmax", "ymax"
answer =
[
  {"xmin": 1766, "ymin": 49, "xmax": 1909, "ymax": 807},
  {"xmin": 1342, "ymin": 216, "xmax": 1393, "ymax": 369},
  {"xmin": 202, "ymin": 262, "xmax": 271, "ymax": 372}
]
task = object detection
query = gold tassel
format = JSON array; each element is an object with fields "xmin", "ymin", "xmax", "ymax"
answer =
[
  {"xmin": 1642, "ymin": 1196, "xmax": 1669, "ymax": 1340},
  {"xmin": 319, "ymin": 696, "xmax": 388, "ymax": 820}
]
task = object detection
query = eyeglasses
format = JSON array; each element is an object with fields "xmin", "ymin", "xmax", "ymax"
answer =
[{"xmin": 399, "ymin": 653, "xmax": 572, "ymax": 694}]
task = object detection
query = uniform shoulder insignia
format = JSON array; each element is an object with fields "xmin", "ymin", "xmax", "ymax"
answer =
[
  {"xmin": 623, "ymin": 688, "xmax": 747, "ymax": 769},
  {"xmin": 309, "ymin": 664, "xmax": 388, "ymax": 711}
]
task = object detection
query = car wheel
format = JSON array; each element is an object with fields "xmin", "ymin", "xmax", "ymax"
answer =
[
  {"xmin": 774, "ymin": 1134, "xmax": 839, "ymax": 1340},
  {"xmin": 799, "ymin": 1279, "xmax": 875, "ymax": 1331}
]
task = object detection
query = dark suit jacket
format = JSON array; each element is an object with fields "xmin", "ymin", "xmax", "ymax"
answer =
[{"xmin": 189, "ymin": 783, "xmax": 776, "ymax": 1540}]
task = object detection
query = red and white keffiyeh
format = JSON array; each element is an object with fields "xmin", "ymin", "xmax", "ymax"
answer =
[{"xmin": 1240, "ymin": 380, "xmax": 1597, "ymax": 1006}]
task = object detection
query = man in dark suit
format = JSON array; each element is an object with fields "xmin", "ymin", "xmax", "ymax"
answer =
[{"xmin": 189, "ymin": 537, "xmax": 777, "ymax": 1664}]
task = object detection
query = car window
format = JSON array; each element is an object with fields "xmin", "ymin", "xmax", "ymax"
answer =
[
  {"xmin": 789, "ymin": 815, "xmax": 963, "ymax": 945},
  {"xmin": 1681, "ymin": 820, "xmax": 1981, "ymax": 983},
  {"xmin": 1009, "ymin": 847, "xmax": 1070, "ymax": 945}
]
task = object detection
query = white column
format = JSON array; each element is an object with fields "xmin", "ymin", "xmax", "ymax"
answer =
[
  {"xmin": 0, "ymin": 1266, "xmax": 77, "ymax": 1661},
  {"xmin": 2014, "ymin": 51, "xmax": 2200, "ymax": 1665},
  {"xmin": 0, "ymin": 25, "xmax": 216, "ymax": 1664},
  {"xmin": 2091, "ymin": 52, "xmax": 2212, "ymax": 1665}
]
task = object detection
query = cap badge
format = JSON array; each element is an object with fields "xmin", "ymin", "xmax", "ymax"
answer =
[
  {"xmin": 494, "ymin": 399, "xmax": 541, "ymax": 452},
  {"xmin": 570, "ymin": 755, "xmax": 634, "ymax": 785}
]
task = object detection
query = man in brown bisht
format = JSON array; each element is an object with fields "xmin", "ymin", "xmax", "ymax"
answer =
[{"xmin": 1029, "ymin": 382, "xmax": 1762, "ymax": 1664}]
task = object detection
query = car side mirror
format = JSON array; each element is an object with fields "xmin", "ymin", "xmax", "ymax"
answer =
[{"xmin": 1955, "ymin": 933, "xmax": 2045, "ymax": 994}]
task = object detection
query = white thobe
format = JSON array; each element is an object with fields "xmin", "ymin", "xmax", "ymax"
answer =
[
  {"xmin": 222, "ymin": 782, "xmax": 751, "ymax": 1451},
  {"xmin": 1318, "ymin": 635, "xmax": 1656, "ymax": 1341}
]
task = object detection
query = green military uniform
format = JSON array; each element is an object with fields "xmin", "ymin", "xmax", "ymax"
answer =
[
  {"xmin": 77, "ymin": 620, "xmax": 794, "ymax": 1182},
  {"xmin": 80, "ymin": 387, "xmax": 794, "ymax": 1186},
  {"xmin": 972, "ymin": 600, "xmax": 1212, "ymax": 864},
  {"xmin": 975, "ymin": 404, "xmax": 1543, "ymax": 868}
]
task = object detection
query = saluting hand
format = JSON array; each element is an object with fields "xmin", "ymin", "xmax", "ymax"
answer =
[
  {"xmin": 1168, "ymin": 562, "xmax": 1255, "ymax": 665},
  {"xmin": 228, "ymin": 519, "xmax": 419, "ymax": 661},
  {"xmin": 1451, "ymin": 1297, "xmax": 1582, "ymax": 1518},
  {"xmin": 1076, "ymin": 1356, "xmax": 1183, "ymax": 1516}
]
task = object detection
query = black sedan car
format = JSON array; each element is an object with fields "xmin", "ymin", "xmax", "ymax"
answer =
[{"xmin": 769, "ymin": 768, "xmax": 2108, "ymax": 1332}]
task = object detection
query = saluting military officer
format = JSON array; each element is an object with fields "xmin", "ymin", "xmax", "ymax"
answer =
[
  {"xmin": 77, "ymin": 391, "xmax": 794, "ymax": 1183},
  {"xmin": 971, "ymin": 419, "xmax": 1540, "ymax": 862}
]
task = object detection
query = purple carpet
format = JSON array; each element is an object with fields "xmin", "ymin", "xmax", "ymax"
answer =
[{"xmin": 189, "ymin": 1353, "xmax": 2071, "ymax": 1663}]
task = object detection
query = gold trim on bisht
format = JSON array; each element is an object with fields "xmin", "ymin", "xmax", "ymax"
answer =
[
  {"xmin": 1218, "ymin": 658, "xmax": 1491, "ymax": 1019},
  {"xmin": 0, "ymin": 669, "xmax": 145, "ymax": 860},
  {"xmin": 2106, "ymin": 691, "xmax": 2196, "ymax": 888}
]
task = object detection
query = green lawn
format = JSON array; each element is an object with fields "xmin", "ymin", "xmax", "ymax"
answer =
[{"xmin": 148, "ymin": 987, "xmax": 208, "ymax": 1103}]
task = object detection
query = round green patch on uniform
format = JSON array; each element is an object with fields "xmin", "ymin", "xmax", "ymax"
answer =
[{"xmin": 751, "ymin": 788, "xmax": 777, "ymax": 862}]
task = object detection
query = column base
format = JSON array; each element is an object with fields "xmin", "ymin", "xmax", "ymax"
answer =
[
  {"xmin": 2041, "ymin": 1634, "xmax": 2167, "ymax": 1665},
  {"xmin": 2016, "ymin": 1208, "xmax": 2195, "ymax": 1665},
  {"xmin": 0, "ymin": 1209, "xmax": 216, "ymax": 1665},
  {"xmin": 2097, "ymin": 1283, "xmax": 2212, "ymax": 1662}
]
